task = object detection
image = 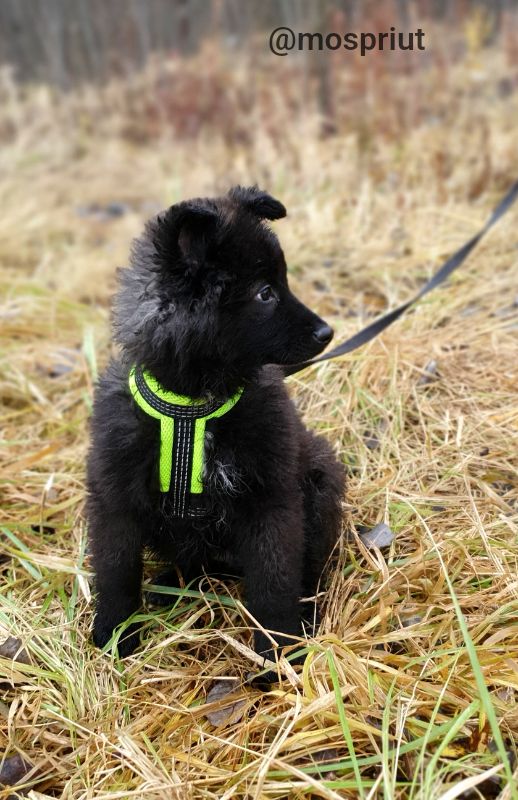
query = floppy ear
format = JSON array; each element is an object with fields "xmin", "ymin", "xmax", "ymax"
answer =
[
  {"xmin": 154, "ymin": 201, "xmax": 218, "ymax": 265},
  {"xmin": 229, "ymin": 185, "xmax": 286, "ymax": 221}
]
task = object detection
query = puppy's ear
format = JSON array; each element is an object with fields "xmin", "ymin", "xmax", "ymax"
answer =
[
  {"xmin": 156, "ymin": 201, "xmax": 218, "ymax": 263},
  {"xmin": 229, "ymin": 185, "xmax": 286, "ymax": 221}
]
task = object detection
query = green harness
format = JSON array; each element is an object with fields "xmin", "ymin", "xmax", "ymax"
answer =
[{"xmin": 129, "ymin": 366, "xmax": 243, "ymax": 518}]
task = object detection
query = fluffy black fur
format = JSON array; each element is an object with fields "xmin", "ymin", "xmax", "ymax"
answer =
[{"xmin": 86, "ymin": 185, "xmax": 345, "ymax": 674}]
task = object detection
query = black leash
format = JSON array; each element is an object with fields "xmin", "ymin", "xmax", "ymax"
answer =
[{"xmin": 284, "ymin": 180, "xmax": 518, "ymax": 377}]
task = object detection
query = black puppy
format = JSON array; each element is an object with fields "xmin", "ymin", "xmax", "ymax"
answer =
[{"xmin": 86, "ymin": 186, "xmax": 345, "ymax": 672}]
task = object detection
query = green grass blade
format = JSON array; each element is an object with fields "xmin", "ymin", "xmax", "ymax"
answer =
[{"xmin": 326, "ymin": 648, "xmax": 366, "ymax": 799}]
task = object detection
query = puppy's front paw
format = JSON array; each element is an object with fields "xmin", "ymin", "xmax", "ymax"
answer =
[
  {"xmin": 145, "ymin": 569, "xmax": 181, "ymax": 607},
  {"xmin": 115, "ymin": 623, "xmax": 141, "ymax": 658},
  {"xmin": 249, "ymin": 668, "xmax": 280, "ymax": 689},
  {"xmin": 301, "ymin": 600, "xmax": 321, "ymax": 637},
  {"xmin": 251, "ymin": 630, "xmax": 305, "ymax": 688},
  {"xmin": 250, "ymin": 652, "xmax": 306, "ymax": 689},
  {"xmin": 93, "ymin": 619, "xmax": 140, "ymax": 658}
]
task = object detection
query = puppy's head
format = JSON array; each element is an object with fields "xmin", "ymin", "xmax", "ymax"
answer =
[{"xmin": 115, "ymin": 186, "xmax": 333, "ymax": 391}]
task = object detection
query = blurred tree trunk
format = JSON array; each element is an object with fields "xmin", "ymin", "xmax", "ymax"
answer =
[{"xmin": 310, "ymin": 0, "xmax": 338, "ymax": 136}]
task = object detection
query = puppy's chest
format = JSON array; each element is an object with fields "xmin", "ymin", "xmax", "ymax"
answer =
[
  {"xmin": 156, "ymin": 422, "xmax": 245, "ymax": 524},
  {"xmin": 202, "ymin": 430, "xmax": 245, "ymax": 496}
]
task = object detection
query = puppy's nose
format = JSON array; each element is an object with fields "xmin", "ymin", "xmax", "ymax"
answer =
[{"xmin": 312, "ymin": 323, "xmax": 334, "ymax": 345}]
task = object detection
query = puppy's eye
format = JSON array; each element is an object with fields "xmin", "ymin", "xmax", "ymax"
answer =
[{"xmin": 255, "ymin": 285, "xmax": 274, "ymax": 303}]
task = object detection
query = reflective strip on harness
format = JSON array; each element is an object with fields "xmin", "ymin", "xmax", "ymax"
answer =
[{"xmin": 128, "ymin": 366, "xmax": 243, "ymax": 517}]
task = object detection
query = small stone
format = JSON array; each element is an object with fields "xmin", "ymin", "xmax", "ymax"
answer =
[
  {"xmin": 363, "ymin": 434, "xmax": 380, "ymax": 451},
  {"xmin": 358, "ymin": 523, "xmax": 394, "ymax": 549},
  {"xmin": 104, "ymin": 201, "xmax": 129, "ymax": 218},
  {"xmin": 75, "ymin": 201, "xmax": 130, "ymax": 221},
  {"xmin": 363, "ymin": 419, "xmax": 388, "ymax": 450},
  {"xmin": 204, "ymin": 678, "xmax": 246, "ymax": 726},
  {"xmin": 0, "ymin": 637, "xmax": 30, "ymax": 665},
  {"xmin": 48, "ymin": 362, "xmax": 74, "ymax": 378},
  {"xmin": 417, "ymin": 360, "xmax": 439, "ymax": 386},
  {"xmin": 401, "ymin": 615, "xmax": 422, "ymax": 627},
  {"xmin": 0, "ymin": 753, "xmax": 32, "ymax": 786}
]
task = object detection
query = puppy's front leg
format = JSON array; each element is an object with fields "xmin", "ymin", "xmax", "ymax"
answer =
[
  {"xmin": 240, "ymin": 504, "xmax": 304, "ymax": 670},
  {"xmin": 89, "ymin": 506, "xmax": 143, "ymax": 657}
]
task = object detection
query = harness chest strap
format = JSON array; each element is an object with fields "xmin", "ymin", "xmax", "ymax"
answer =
[{"xmin": 129, "ymin": 366, "xmax": 243, "ymax": 518}]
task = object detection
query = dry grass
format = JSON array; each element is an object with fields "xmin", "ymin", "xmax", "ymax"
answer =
[{"xmin": 1, "ymin": 34, "xmax": 518, "ymax": 800}]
